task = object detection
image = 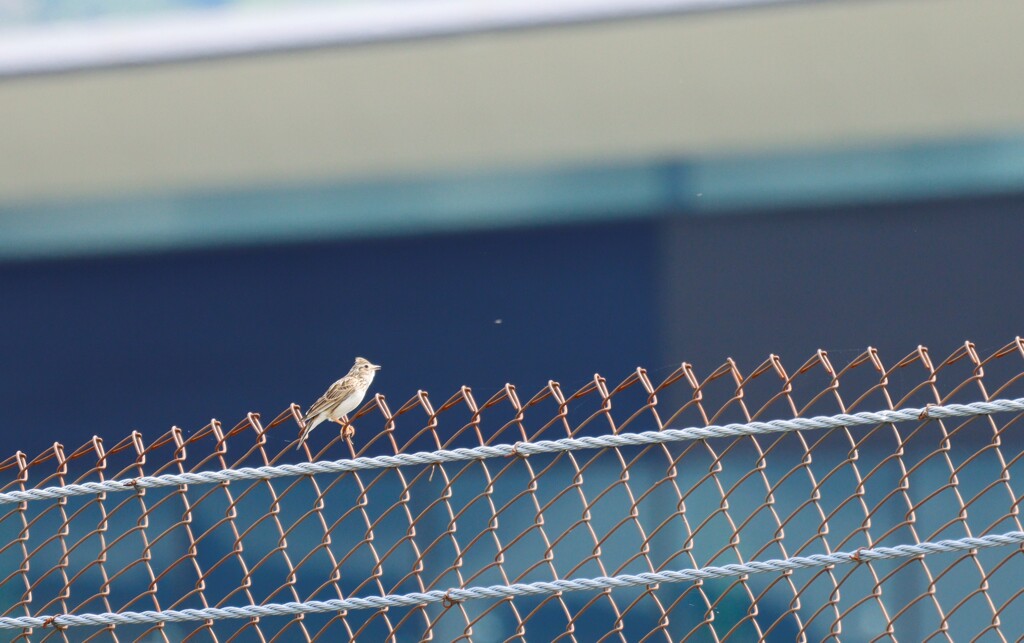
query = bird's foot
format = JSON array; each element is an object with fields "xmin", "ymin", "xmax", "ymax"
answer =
[{"xmin": 333, "ymin": 419, "xmax": 356, "ymax": 441}]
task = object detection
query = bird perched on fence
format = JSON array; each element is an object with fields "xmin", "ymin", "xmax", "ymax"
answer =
[{"xmin": 297, "ymin": 357, "xmax": 381, "ymax": 450}]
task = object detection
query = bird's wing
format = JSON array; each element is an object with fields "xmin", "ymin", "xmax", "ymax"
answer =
[{"xmin": 303, "ymin": 377, "xmax": 358, "ymax": 422}]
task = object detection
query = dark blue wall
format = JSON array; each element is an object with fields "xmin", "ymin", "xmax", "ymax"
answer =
[
  {"xmin": 1, "ymin": 219, "xmax": 660, "ymax": 455},
  {"xmin": 661, "ymin": 193, "xmax": 1024, "ymax": 370}
]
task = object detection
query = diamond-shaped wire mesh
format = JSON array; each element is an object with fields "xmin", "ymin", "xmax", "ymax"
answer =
[{"xmin": 2, "ymin": 339, "xmax": 1024, "ymax": 641}]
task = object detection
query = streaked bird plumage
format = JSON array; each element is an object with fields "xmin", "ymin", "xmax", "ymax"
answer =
[{"xmin": 298, "ymin": 357, "xmax": 381, "ymax": 450}]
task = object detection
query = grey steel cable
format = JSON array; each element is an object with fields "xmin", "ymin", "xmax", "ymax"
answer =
[
  {"xmin": 1, "ymin": 397, "xmax": 1020, "ymax": 506},
  {"xmin": 4, "ymin": 530, "xmax": 1021, "ymax": 630}
]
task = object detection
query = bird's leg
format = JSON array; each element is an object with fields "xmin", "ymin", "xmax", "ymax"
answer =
[{"xmin": 333, "ymin": 417, "xmax": 356, "ymax": 440}]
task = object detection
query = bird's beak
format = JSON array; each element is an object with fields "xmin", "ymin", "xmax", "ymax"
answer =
[{"xmin": 372, "ymin": 363, "xmax": 382, "ymax": 371}]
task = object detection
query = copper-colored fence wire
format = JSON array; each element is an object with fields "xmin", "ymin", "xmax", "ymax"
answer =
[{"xmin": 3, "ymin": 339, "xmax": 1024, "ymax": 641}]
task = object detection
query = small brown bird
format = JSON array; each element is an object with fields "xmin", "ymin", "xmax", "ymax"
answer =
[{"xmin": 298, "ymin": 357, "xmax": 381, "ymax": 450}]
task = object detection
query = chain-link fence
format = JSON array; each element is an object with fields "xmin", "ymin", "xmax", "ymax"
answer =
[{"xmin": 3, "ymin": 339, "xmax": 1024, "ymax": 641}]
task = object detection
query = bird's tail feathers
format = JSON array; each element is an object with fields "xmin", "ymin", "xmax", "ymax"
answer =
[{"xmin": 296, "ymin": 415, "xmax": 319, "ymax": 450}]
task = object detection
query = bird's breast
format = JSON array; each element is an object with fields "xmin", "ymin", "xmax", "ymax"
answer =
[{"xmin": 332, "ymin": 387, "xmax": 368, "ymax": 418}]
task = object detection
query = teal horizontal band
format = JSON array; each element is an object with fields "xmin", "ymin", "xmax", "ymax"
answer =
[{"xmin": 1, "ymin": 135, "xmax": 1023, "ymax": 261}]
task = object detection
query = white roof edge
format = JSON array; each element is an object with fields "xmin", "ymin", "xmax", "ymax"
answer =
[{"xmin": 0, "ymin": 0, "xmax": 801, "ymax": 78}]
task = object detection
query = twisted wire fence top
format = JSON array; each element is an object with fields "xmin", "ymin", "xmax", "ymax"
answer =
[{"xmin": 2, "ymin": 338, "xmax": 1024, "ymax": 641}]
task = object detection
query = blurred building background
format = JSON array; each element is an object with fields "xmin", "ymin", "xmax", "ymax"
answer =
[
  {"xmin": 3, "ymin": 0, "xmax": 1022, "ymax": 452},
  {"xmin": 0, "ymin": 1, "xmax": 1023, "ymax": 637}
]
